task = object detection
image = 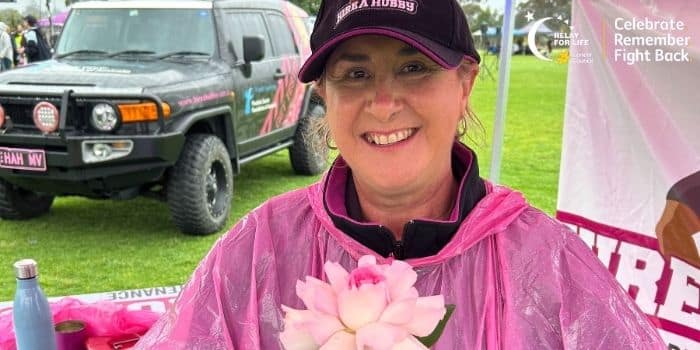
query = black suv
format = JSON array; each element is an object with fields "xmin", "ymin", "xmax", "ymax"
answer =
[{"xmin": 0, "ymin": 0, "xmax": 327, "ymax": 234}]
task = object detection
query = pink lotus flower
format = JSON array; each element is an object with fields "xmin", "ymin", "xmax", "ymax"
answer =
[{"xmin": 280, "ymin": 255, "xmax": 448, "ymax": 350}]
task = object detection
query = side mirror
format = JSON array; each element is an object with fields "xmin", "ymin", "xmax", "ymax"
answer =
[{"xmin": 243, "ymin": 35, "xmax": 265, "ymax": 63}]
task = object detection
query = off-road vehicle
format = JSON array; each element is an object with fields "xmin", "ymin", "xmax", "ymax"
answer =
[{"xmin": 0, "ymin": 0, "xmax": 327, "ymax": 234}]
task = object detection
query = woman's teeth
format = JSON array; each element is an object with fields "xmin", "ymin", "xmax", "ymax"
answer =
[{"xmin": 365, "ymin": 129, "xmax": 415, "ymax": 145}]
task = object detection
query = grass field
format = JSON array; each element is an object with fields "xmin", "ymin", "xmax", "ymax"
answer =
[{"xmin": 0, "ymin": 55, "xmax": 568, "ymax": 300}]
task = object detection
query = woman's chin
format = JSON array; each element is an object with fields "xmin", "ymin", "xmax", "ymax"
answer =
[{"xmin": 361, "ymin": 171, "xmax": 422, "ymax": 194}]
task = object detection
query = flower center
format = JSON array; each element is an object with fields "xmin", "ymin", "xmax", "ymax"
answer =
[{"xmin": 348, "ymin": 266, "xmax": 385, "ymax": 288}]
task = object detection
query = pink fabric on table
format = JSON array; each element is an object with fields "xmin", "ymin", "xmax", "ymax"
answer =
[
  {"xmin": 0, "ymin": 298, "xmax": 159, "ymax": 350},
  {"xmin": 136, "ymin": 173, "xmax": 665, "ymax": 349}
]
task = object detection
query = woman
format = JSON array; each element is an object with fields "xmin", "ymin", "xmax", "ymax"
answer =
[{"xmin": 137, "ymin": 0, "xmax": 665, "ymax": 348}]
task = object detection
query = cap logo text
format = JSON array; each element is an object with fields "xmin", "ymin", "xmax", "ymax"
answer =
[{"xmin": 336, "ymin": 0, "xmax": 418, "ymax": 26}]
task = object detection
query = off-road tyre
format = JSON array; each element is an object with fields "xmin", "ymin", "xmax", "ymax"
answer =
[
  {"xmin": 167, "ymin": 134, "xmax": 233, "ymax": 235},
  {"xmin": 0, "ymin": 179, "xmax": 54, "ymax": 219},
  {"xmin": 289, "ymin": 105, "xmax": 328, "ymax": 175}
]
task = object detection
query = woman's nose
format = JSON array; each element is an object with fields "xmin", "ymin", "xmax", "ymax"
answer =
[{"xmin": 366, "ymin": 78, "xmax": 402, "ymax": 121}]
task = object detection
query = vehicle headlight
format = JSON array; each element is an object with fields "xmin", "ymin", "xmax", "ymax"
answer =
[
  {"xmin": 33, "ymin": 102, "xmax": 60, "ymax": 133},
  {"xmin": 90, "ymin": 103, "xmax": 120, "ymax": 132},
  {"xmin": 0, "ymin": 104, "xmax": 5, "ymax": 129},
  {"xmin": 81, "ymin": 140, "xmax": 133, "ymax": 164}
]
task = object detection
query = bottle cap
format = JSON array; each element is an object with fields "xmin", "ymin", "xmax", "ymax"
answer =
[{"xmin": 14, "ymin": 259, "xmax": 38, "ymax": 279}]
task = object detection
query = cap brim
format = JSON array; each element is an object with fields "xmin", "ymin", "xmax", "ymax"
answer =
[{"xmin": 298, "ymin": 27, "xmax": 471, "ymax": 83}]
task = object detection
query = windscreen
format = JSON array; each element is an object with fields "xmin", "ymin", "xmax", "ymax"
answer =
[{"xmin": 56, "ymin": 8, "xmax": 216, "ymax": 56}]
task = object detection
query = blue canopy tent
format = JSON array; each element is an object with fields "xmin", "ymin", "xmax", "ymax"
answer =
[{"xmin": 513, "ymin": 20, "xmax": 555, "ymax": 36}]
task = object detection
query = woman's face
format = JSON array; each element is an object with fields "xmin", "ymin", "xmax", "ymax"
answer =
[{"xmin": 318, "ymin": 35, "xmax": 475, "ymax": 196}]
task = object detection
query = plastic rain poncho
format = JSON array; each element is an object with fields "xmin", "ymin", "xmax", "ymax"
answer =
[{"xmin": 136, "ymin": 150, "xmax": 664, "ymax": 349}]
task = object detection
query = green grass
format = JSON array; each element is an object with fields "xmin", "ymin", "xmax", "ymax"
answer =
[
  {"xmin": 0, "ymin": 55, "xmax": 568, "ymax": 300},
  {"xmin": 470, "ymin": 53, "xmax": 569, "ymax": 212}
]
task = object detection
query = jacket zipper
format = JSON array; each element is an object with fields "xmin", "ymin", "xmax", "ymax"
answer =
[{"xmin": 393, "ymin": 240, "xmax": 405, "ymax": 259}]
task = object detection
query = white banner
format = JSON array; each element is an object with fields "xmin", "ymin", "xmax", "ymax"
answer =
[
  {"xmin": 0, "ymin": 285, "xmax": 182, "ymax": 314},
  {"xmin": 557, "ymin": 1, "xmax": 699, "ymax": 349}
]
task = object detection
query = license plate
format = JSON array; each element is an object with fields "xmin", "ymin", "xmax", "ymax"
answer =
[{"xmin": 0, "ymin": 147, "xmax": 47, "ymax": 172}]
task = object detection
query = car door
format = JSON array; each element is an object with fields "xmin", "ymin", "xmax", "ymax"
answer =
[
  {"xmin": 263, "ymin": 11, "xmax": 305, "ymax": 132},
  {"xmin": 221, "ymin": 10, "xmax": 278, "ymax": 155}
]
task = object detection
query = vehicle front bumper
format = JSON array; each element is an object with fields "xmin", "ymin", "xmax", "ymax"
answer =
[{"xmin": 0, "ymin": 132, "xmax": 184, "ymax": 196}]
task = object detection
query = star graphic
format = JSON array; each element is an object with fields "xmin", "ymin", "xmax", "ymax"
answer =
[
  {"xmin": 556, "ymin": 14, "xmax": 563, "ymax": 21},
  {"xmin": 525, "ymin": 11, "xmax": 534, "ymax": 22},
  {"xmin": 564, "ymin": 19, "xmax": 570, "ymax": 25}
]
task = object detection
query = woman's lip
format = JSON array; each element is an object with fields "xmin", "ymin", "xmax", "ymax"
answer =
[{"xmin": 362, "ymin": 128, "xmax": 417, "ymax": 136}]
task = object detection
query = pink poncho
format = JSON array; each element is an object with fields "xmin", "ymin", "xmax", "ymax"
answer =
[{"xmin": 136, "ymin": 158, "xmax": 664, "ymax": 349}]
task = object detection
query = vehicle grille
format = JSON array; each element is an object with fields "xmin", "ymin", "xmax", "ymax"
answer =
[{"xmin": 0, "ymin": 97, "xmax": 89, "ymax": 132}]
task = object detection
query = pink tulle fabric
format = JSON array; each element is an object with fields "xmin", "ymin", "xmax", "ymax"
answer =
[
  {"xmin": 136, "ymin": 178, "xmax": 665, "ymax": 349},
  {"xmin": 0, "ymin": 297, "xmax": 160, "ymax": 350}
]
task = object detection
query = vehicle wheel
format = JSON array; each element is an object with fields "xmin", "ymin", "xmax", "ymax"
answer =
[
  {"xmin": 289, "ymin": 105, "xmax": 328, "ymax": 175},
  {"xmin": 167, "ymin": 134, "xmax": 233, "ymax": 235},
  {"xmin": 0, "ymin": 179, "xmax": 54, "ymax": 219}
]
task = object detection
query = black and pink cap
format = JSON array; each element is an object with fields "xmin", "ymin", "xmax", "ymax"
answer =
[{"xmin": 298, "ymin": 0, "xmax": 481, "ymax": 83}]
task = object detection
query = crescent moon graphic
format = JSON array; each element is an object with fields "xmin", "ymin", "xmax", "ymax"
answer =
[{"xmin": 528, "ymin": 17, "xmax": 552, "ymax": 61}]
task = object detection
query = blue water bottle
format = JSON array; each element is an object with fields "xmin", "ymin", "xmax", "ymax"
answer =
[{"xmin": 13, "ymin": 259, "xmax": 57, "ymax": 350}]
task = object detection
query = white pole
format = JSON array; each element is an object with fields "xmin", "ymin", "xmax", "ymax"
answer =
[{"xmin": 489, "ymin": 0, "xmax": 516, "ymax": 183}]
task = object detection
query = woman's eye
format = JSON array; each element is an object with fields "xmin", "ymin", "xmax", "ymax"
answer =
[
  {"xmin": 401, "ymin": 63, "xmax": 426, "ymax": 74},
  {"xmin": 347, "ymin": 69, "xmax": 370, "ymax": 79}
]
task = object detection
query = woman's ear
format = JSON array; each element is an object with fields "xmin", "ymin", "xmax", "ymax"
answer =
[
  {"xmin": 458, "ymin": 63, "xmax": 478, "ymax": 110},
  {"xmin": 313, "ymin": 78, "xmax": 326, "ymax": 101}
]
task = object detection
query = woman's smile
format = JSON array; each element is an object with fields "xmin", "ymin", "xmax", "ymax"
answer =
[{"xmin": 362, "ymin": 127, "xmax": 418, "ymax": 146}]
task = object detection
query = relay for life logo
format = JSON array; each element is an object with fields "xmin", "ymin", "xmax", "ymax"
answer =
[{"xmin": 527, "ymin": 14, "xmax": 591, "ymax": 64}]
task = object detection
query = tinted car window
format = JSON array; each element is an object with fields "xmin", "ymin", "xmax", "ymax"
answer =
[
  {"xmin": 225, "ymin": 12, "xmax": 273, "ymax": 61},
  {"xmin": 267, "ymin": 13, "xmax": 297, "ymax": 56},
  {"xmin": 57, "ymin": 8, "xmax": 216, "ymax": 56}
]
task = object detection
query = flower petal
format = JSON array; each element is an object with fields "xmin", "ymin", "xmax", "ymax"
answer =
[
  {"xmin": 280, "ymin": 323, "xmax": 318, "ymax": 350},
  {"xmin": 280, "ymin": 306, "xmax": 318, "ymax": 350},
  {"xmin": 324, "ymin": 261, "xmax": 349, "ymax": 293},
  {"xmin": 303, "ymin": 313, "xmax": 346, "ymax": 345},
  {"xmin": 379, "ymin": 298, "xmax": 417, "ymax": 326},
  {"xmin": 281, "ymin": 305, "xmax": 316, "ymax": 329},
  {"xmin": 391, "ymin": 336, "xmax": 429, "ymax": 350},
  {"xmin": 319, "ymin": 330, "xmax": 356, "ymax": 350},
  {"xmin": 296, "ymin": 277, "xmax": 338, "ymax": 317},
  {"xmin": 404, "ymin": 295, "xmax": 446, "ymax": 337},
  {"xmin": 357, "ymin": 255, "xmax": 377, "ymax": 268},
  {"xmin": 384, "ymin": 260, "xmax": 418, "ymax": 301},
  {"xmin": 356, "ymin": 322, "xmax": 408, "ymax": 350},
  {"xmin": 338, "ymin": 283, "xmax": 387, "ymax": 330}
]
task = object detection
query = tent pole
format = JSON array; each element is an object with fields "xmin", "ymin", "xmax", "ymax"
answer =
[{"xmin": 489, "ymin": 0, "xmax": 516, "ymax": 184}]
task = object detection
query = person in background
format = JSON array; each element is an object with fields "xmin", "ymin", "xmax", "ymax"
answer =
[
  {"xmin": 0, "ymin": 22, "xmax": 13, "ymax": 71},
  {"xmin": 136, "ymin": 0, "xmax": 667, "ymax": 348},
  {"xmin": 12, "ymin": 24, "xmax": 25, "ymax": 66},
  {"xmin": 20, "ymin": 15, "xmax": 51, "ymax": 63}
]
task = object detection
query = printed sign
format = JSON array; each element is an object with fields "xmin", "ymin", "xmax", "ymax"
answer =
[{"xmin": 558, "ymin": 1, "xmax": 699, "ymax": 348}]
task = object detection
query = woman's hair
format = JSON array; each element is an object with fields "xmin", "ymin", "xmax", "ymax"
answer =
[{"xmin": 308, "ymin": 60, "xmax": 484, "ymax": 152}]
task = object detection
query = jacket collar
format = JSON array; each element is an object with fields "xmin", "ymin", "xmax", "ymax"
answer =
[{"xmin": 323, "ymin": 141, "xmax": 486, "ymax": 259}]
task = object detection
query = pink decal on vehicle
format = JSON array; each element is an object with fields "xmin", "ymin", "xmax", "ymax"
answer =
[
  {"xmin": 177, "ymin": 90, "xmax": 233, "ymax": 108},
  {"xmin": 283, "ymin": 2, "xmax": 312, "ymax": 58},
  {"xmin": 258, "ymin": 56, "xmax": 306, "ymax": 135}
]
